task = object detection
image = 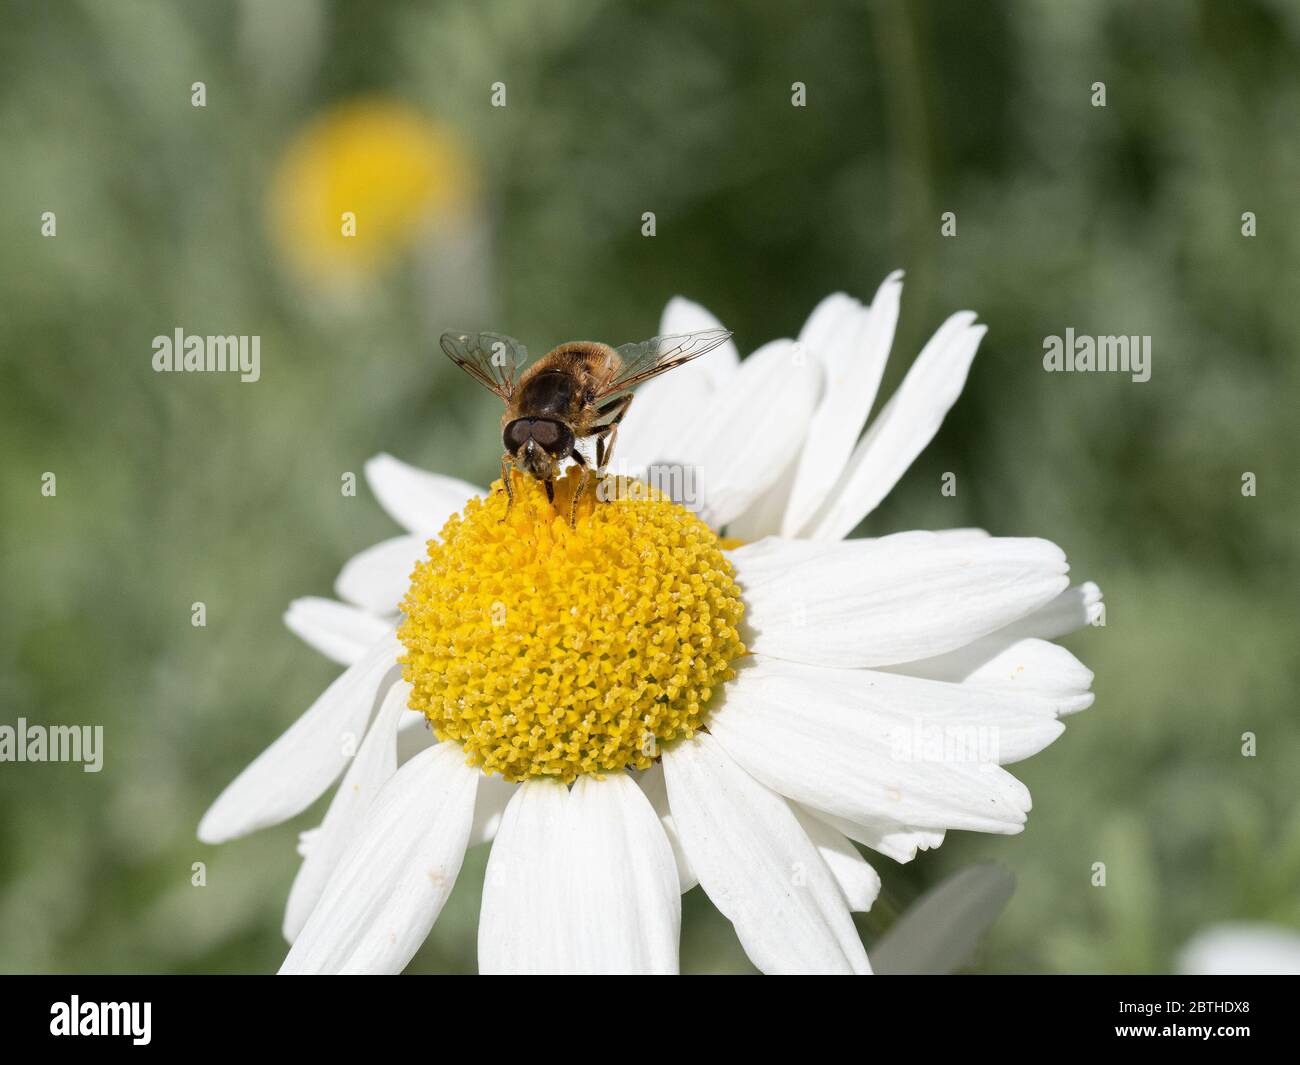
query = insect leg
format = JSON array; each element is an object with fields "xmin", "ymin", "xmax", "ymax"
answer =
[
  {"xmin": 595, "ymin": 393, "xmax": 630, "ymax": 418},
  {"xmin": 594, "ymin": 393, "xmax": 634, "ymax": 469},
  {"xmin": 500, "ymin": 453, "xmax": 516, "ymax": 522},
  {"xmin": 567, "ymin": 449, "xmax": 589, "ymax": 528}
]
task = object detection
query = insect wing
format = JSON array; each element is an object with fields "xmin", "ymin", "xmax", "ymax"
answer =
[
  {"xmin": 600, "ymin": 328, "xmax": 732, "ymax": 397},
  {"xmin": 439, "ymin": 331, "xmax": 528, "ymax": 400}
]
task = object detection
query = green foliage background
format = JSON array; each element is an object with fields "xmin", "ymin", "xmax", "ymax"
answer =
[{"xmin": 1, "ymin": 0, "xmax": 1296, "ymax": 974}]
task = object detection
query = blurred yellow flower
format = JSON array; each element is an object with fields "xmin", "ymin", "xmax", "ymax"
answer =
[{"xmin": 268, "ymin": 98, "xmax": 474, "ymax": 279}]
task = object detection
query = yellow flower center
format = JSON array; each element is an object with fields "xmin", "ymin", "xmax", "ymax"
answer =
[{"xmin": 398, "ymin": 469, "xmax": 746, "ymax": 783}]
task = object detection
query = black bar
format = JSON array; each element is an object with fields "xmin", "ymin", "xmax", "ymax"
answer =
[{"xmin": 0, "ymin": 975, "xmax": 1290, "ymax": 1052}]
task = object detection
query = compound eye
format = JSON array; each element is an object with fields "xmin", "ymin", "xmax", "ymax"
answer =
[
  {"xmin": 529, "ymin": 420, "xmax": 562, "ymax": 448},
  {"xmin": 503, "ymin": 420, "xmax": 531, "ymax": 451}
]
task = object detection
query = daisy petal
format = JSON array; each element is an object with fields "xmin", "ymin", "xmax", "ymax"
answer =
[
  {"xmin": 478, "ymin": 779, "xmax": 571, "ymax": 974},
  {"xmin": 279, "ymin": 741, "xmax": 478, "ymax": 974},
  {"xmin": 798, "ymin": 292, "xmax": 864, "ymax": 361},
  {"xmin": 469, "ymin": 771, "xmax": 517, "ymax": 848},
  {"xmin": 804, "ymin": 312, "xmax": 986, "ymax": 540},
  {"xmin": 613, "ymin": 386, "xmax": 710, "ymax": 485},
  {"xmin": 996, "ymin": 580, "xmax": 1103, "ymax": 640},
  {"xmin": 334, "ymin": 534, "xmax": 426, "ymax": 614},
  {"xmin": 478, "ymin": 775, "xmax": 680, "ymax": 974},
  {"xmin": 198, "ymin": 633, "xmax": 401, "ymax": 844},
  {"xmin": 886, "ymin": 636, "xmax": 1095, "ymax": 716},
  {"xmin": 791, "ymin": 805, "xmax": 881, "ymax": 912},
  {"xmin": 747, "ymin": 653, "xmax": 1071, "ymax": 764},
  {"xmin": 711, "ymin": 658, "xmax": 1038, "ymax": 833},
  {"xmin": 683, "ymin": 339, "xmax": 820, "ymax": 529},
  {"xmin": 283, "ymin": 596, "xmax": 396, "ymax": 666},
  {"xmin": 781, "ymin": 272, "xmax": 903, "ymax": 536},
  {"xmin": 662, "ymin": 733, "xmax": 871, "ymax": 974},
  {"xmin": 561, "ymin": 775, "xmax": 680, "ymax": 973},
  {"xmin": 735, "ymin": 533, "xmax": 1069, "ymax": 668},
  {"xmin": 282, "ymin": 679, "xmax": 410, "ymax": 943},
  {"xmin": 798, "ymin": 806, "xmax": 946, "ymax": 864},
  {"xmin": 722, "ymin": 454, "xmax": 800, "ymax": 542},
  {"xmin": 364, "ymin": 453, "xmax": 482, "ymax": 537},
  {"xmin": 725, "ymin": 291, "xmax": 874, "ymax": 541},
  {"xmin": 638, "ymin": 762, "xmax": 699, "ymax": 893}
]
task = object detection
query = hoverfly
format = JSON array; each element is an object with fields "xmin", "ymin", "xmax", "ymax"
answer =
[{"xmin": 440, "ymin": 327, "xmax": 732, "ymax": 526}]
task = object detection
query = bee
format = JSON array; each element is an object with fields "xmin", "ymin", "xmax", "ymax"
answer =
[{"xmin": 440, "ymin": 327, "xmax": 732, "ymax": 526}]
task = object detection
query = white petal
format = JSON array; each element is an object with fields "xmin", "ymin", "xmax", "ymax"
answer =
[
  {"xmin": 478, "ymin": 775, "xmax": 680, "ymax": 974},
  {"xmin": 799, "ymin": 806, "xmax": 946, "ymax": 864},
  {"xmin": 996, "ymin": 580, "xmax": 1103, "ymax": 640},
  {"xmin": 637, "ymin": 762, "xmax": 698, "ymax": 893},
  {"xmin": 886, "ymin": 636, "xmax": 1095, "ymax": 716},
  {"xmin": 334, "ymin": 534, "xmax": 427, "ymax": 615},
  {"xmin": 735, "ymin": 532, "xmax": 1069, "ymax": 668},
  {"xmin": 681, "ymin": 339, "xmax": 820, "ymax": 529},
  {"xmin": 662, "ymin": 733, "xmax": 870, "ymax": 974},
  {"xmin": 469, "ymin": 771, "xmax": 517, "ymax": 847},
  {"xmin": 364, "ymin": 453, "xmax": 482, "ymax": 536},
  {"xmin": 790, "ymin": 805, "xmax": 881, "ymax": 912},
  {"xmin": 296, "ymin": 826, "xmax": 321, "ymax": 858},
  {"xmin": 782, "ymin": 272, "xmax": 903, "ymax": 535},
  {"xmin": 478, "ymin": 779, "xmax": 571, "ymax": 974},
  {"xmin": 612, "ymin": 384, "xmax": 709, "ymax": 485},
  {"xmin": 804, "ymin": 312, "xmax": 986, "ymax": 540},
  {"xmin": 798, "ymin": 292, "xmax": 864, "ymax": 363},
  {"xmin": 561, "ymin": 774, "xmax": 680, "ymax": 973},
  {"xmin": 397, "ymin": 708, "xmax": 430, "ymax": 734},
  {"xmin": 724, "ymin": 293, "xmax": 859, "ymax": 541},
  {"xmin": 198, "ymin": 633, "xmax": 401, "ymax": 844},
  {"xmin": 280, "ymin": 741, "xmax": 478, "ymax": 974},
  {"xmin": 723, "ymin": 451, "xmax": 800, "ymax": 542},
  {"xmin": 768, "ymin": 652, "xmax": 1074, "ymax": 766},
  {"xmin": 880, "ymin": 526, "xmax": 990, "ymax": 545},
  {"xmin": 283, "ymin": 596, "xmax": 396, "ymax": 666},
  {"xmin": 710, "ymin": 657, "xmax": 1037, "ymax": 833},
  {"xmin": 282, "ymin": 680, "xmax": 411, "ymax": 943},
  {"xmin": 726, "ymin": 522, "xmax": 845, "ymax": 577}
]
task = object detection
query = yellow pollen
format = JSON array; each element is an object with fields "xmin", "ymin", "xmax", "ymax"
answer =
[{"xmin": 398, "ymin": 468, "xmax": 747, "ymax": 783}]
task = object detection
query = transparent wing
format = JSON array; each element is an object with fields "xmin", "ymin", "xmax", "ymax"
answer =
[
  {"xmin": 439, "ymin": 331, "xmax": 528, "ymax": 401},
  {"xmin": 598, "ymin": 328, "xmax": 733, "ymax": 397}
]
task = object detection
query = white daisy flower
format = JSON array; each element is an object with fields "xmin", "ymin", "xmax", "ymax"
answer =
[{"xmin": 198, "ymin": 271, "xmax": 1102, "ymax": 974}]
